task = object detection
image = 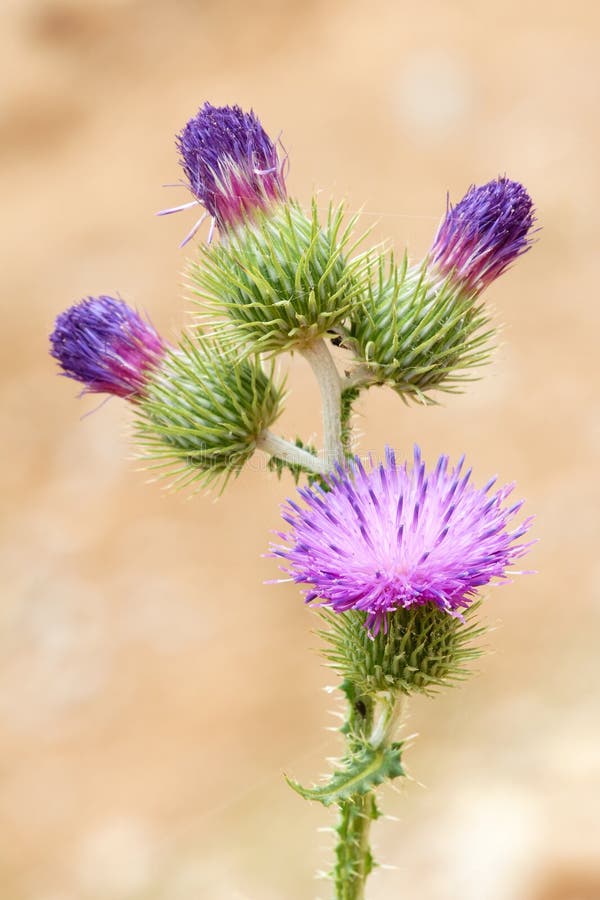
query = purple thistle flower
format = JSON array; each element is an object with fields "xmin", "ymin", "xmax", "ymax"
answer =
[
  {"xmin": 162, "ymin": 102, "xmax": 287, "ymax": 242},
  {"xmin": 272, "ymin": 447, "xmax": 534, "ymax": 634},
  {"xmin": 50, "ymin": 296, "xmax": 165, "ymax": 400},
  {"xmin": 430, "ymin": 177, "xmax": 536, "ymax": 293}
]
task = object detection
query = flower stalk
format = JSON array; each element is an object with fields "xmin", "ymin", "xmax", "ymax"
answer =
[
  {"xmin": 301, "ymin": 338, "xmax": 344, "ymax": 466},
  {"xmin": 333, "ymin": 690, "xmax": 406, "ymax": 899},
  {"xmin": 255, "ymin": 430, "xmax": 328, "ymax": 475}
]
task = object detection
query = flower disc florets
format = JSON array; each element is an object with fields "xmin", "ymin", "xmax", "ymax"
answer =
[
  {"xmin": 50, "ymin": 296, "xmax": 165, "ymax": 400},
  {"xmin": 176, "ymin": 102, "xmax": 286, "ymax": 233},
  {"xmin": 430, "ymin": 177, "xmax": 535, "ymax": 293},
  {"xmin": 273, "ymin": 447, "xmax": 533, "ymax": 633}
]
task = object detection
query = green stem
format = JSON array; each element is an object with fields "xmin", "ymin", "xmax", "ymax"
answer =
[
  {"xmin": 300, "ymin": 340, "xmax": 400, "ymax": 899},
  {"xmin": 333, "ymin": 687, "xmax": 405, "ymax": 900},
  {"xmin": 300, "ymin": 338, "xmax": 343, "ymax": 466},
  {"xmin": 255, "ymin": 429, "xmax": 328, "ymax": 475},
  {"xmin": 340, "ymin": 386, "xmax": 360, "ymax": 457},
  {"xmin": 335, "ymin": 793, "xmax": 378, "ymax": 900}
]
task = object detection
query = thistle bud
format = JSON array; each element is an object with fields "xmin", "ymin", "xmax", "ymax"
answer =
[
  {"xmin": 174, "ymin": 102, "xmax": 286, "ymax": 236},
  {"xmin": 191, "ymin": 199, "xmax": 365, "ymax": 356},
  {"xmin": 430, "ymin": 177, "xmax": 535, "ymax": 294},
  {"xmin": 135, "ymin": 336, "xmax": 285, "ymax": 489},
  {"xmin": 50, "ymin": 296, "xmax": 165, "ymax": 400},
  {"xmin": 348, "ymin": 178, "xmax": 536, "ymax": 399},
  {"xmin": 348, "ymin": 252, "xmax": 493, "ymax": 400}
]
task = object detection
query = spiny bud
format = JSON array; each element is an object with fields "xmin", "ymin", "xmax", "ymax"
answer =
[
  {"xmin": 430, "ymin": 177, "xmax": 535, "ymax": 294},
  {"xmin": 50, "ymin": 296, "xmax": 165, "ymax": 400},
  {"xmin": 135, "ymin": 335, "xmax": 285, "ymax": 490},
  {"xmin": 347, "ymin": 177, "xmax": 535, "ymax": 400},
  {"xmin": 190, "ymin": 199, "xmax": 366, "ymax": 356},
  {"xmin": 348, "ymin": 252, "xmax": 493, "ymax": 401}
]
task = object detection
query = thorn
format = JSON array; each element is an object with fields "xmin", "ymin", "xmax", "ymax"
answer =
[{"xmin": 314, "ymin": 870, "xmax": 330, "ymax": 881}]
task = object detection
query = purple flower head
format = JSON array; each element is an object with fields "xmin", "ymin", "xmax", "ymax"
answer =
[
  {"xmin": 430, "ymin": 177, "xmax": 536, "ymax": 293},
  {"xmin": 173, "ymin": 102, "xmax": 286, "ymax": 236},
  {"xmin": 272, "ymin": 447, "xmax": 534, "ymax": 634},
  {"xmin": 50, "ymin": 296, "xmax": 165, "ymax": 400}
]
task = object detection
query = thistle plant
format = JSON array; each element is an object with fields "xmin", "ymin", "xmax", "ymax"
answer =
[{"xmin": 50, "ymin": 102, "xmax": 538, "ymax": 899}]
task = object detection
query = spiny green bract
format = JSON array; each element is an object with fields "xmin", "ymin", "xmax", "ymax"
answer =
[
  {"xmin": 347, "ymin": 252, "xmax": 494, "ymax": 402},
  {"xmin": 189, "ymin": 199, "xmax": 367, "ymax": 355},
  {"xmin": 134, "ymin": 335, "xmax": 285, "ymax": 490},
  {"xmin": 320, "ymin": 604, "xmax": 485, "ymax": 696}
]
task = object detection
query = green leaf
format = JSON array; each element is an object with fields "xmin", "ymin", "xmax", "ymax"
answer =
[{"xmin": 285, "ymin": 741, "xmax": 404, "ymax": 807}]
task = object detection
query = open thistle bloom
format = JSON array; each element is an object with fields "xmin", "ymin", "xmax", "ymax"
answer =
[
  {"xmin": 273, "ymin": 446, "xmax": 533, "ymax": 634},
  {"xmin": 430, "ymin": 176, "xmax": 535, "ymax": 294},
  {"xmin": 160, "ymin": 102, "xmax": 287, "ymax": 244},
  {"xmin": 50, "ymin": 296, "xmax": 166, "ymax": 400}
]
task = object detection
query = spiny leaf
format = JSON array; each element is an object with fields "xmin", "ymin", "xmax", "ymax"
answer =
[{"xmin": 285, "ymin": 742, "xmax": 404, "ymax": 807}]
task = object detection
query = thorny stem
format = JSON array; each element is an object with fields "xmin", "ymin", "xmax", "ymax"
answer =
[
  {"xmin": 299, "ymin": 339, "xmax": 403, "ymax": 898},
  {"xmin": 255, "ymin": 430, "xmax": 328, "ymax": 475},
  {"xmin": 335, "ymin": 793, "xmax": 377, "ymax": 900},
  {"xmin": 300, "ymin": 338, "xmax": 344, "ymax": 466},
  {"xmin": 334, "ymin": 691, "xmax": 406, "ymax": 900}
]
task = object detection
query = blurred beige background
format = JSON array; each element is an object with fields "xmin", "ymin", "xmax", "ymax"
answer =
[{"xmin": 1, "ymin": 1, "xmax": 599, "ymax": 898}]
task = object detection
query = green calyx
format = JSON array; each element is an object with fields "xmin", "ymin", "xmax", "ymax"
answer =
[
  {"xmin": 320, "ymin": 603, "xmax": 485, "ymax": 696},
  {"xmin": 189, "ymin": 199, "xmax": 367, "ymax": 355},
  {"xmin": 347, "ymin": 252, "xmax": 494, "ymax": 402},
  {"xmin": 134, "ymin": 335, "xmax": 285, "ymax": 490}
]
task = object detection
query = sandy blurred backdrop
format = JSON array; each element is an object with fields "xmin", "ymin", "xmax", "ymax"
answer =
[{"xmin": 1, "ymin": 0, "xmax": 599, "ymax": 898}]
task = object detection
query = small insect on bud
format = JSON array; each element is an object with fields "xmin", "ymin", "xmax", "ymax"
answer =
[
  {"xmin": 430, "ymin": 177, "xmax": 536, "ymax": 294},
  {"xmin": 50, "ymin": 296, "xmax": 166, "ymax": 401}
]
